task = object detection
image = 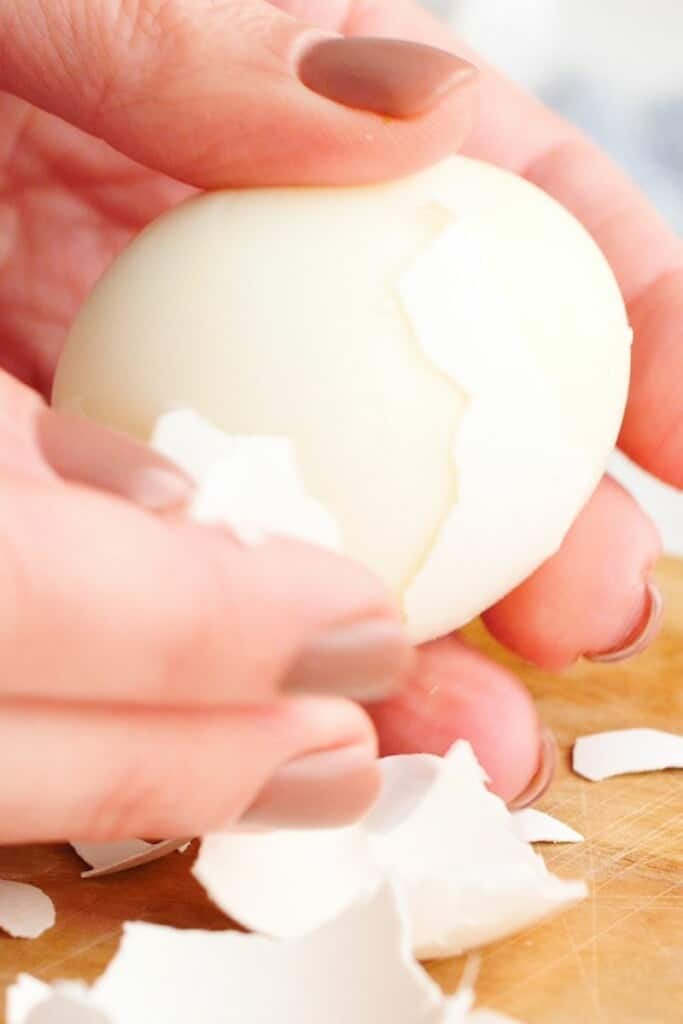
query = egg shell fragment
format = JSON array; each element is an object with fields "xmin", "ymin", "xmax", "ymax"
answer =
[
  {"xmin": 0, "ymin": 881, "xmax": 55, "ymax": 940},
  {"xmin": 511, "ymin": 809, "xmax": 584, "ymax": 844},
  {"xmin": 151, "ymin": 409, "xmax": 341, "ymax": 549},
  {"xmin": 193, "ymin": 743, "xmax": 586, "ymax": 960},
  {"xmin": 573, "ymin": 728, "xmax": 683, "ymax": 781},
  {"xmin": 70, "ymin": 839, "xmax": 191, "ymax": 879},
  {"xmin": 6, "ymin": 887, "xmax": 523, "ymax": 1024}
]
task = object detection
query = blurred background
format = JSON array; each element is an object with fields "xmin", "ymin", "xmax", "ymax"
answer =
[{"xmin": 421, "ymin": 0, "xmax": 683, "ymax": 556}]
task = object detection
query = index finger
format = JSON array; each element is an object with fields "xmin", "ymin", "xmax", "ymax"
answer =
[
  {"xmin": 0, "ymin": 473, "xmax": 409, "ymax": 707},
  {"xmin": 345, "ymin": 0, "xmax": 683, "ymax": 487}
]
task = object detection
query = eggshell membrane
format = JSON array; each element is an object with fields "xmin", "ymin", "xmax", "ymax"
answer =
[{"xmin": 53, "ymin": 157, "xmax": 630, "ymax": 641}]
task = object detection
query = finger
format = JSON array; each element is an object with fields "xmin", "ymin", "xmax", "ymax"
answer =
[
  {"xmin": 621, "ymin": 274, "xmax": 683, "ymax": 486},
  {"xmin": 0, "ymin": 696, "xmax": 379, "ymax": 842},
  {"xmin": 0, "ymin": 372, "xmax": 49, "ymax": 478},
  {"xmin": 483, "ymin": 476, "xmax": 662, "ymax": 670},
  {"xmin": 341, "ymin": 0, "xmax": 683, "ymax": 487},
  {"xmin": 270, "ymin": 1, "xmax": 352, "ymax": 29},
  {"xmin": 2, "ymin": 374, "xmax": 199, "ymax": 507},
  {"xmin": 37, "ymin": 408, "xmax": 194, "ymax": 512},
  {"xmin": 367, "ymin": 635, "xmax": 542, "ymax": 806},
  {"xmin": 0, "ymin": 474, "xmax": 412, "ymax": 706},
  {"xmin": 0, "ymin": 0, "xmax": 477, "ymax": 188}
]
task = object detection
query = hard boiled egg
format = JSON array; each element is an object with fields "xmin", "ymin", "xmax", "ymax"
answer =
[{"xmin": 53, "ymin": 157, "xmax": 631, "ymax": 642}]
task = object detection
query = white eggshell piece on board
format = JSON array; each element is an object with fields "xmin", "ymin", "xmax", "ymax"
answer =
[
  {"xmin": 465, "ymin": 1013, "xmax": 526, "ymax": 1024},
  {"xmin": 0, "ymin": 881, "xmax": 55, "ymax": 940},
  {"xmin": 151, "ymin": 409, "xmax": 341, "ymax": 550},
  {"xmin": 511, "ymin": 809, "xmax": 584, "ymax": 844},
  {"xmin": 70, "ymin": 839, "xmax": 191, "ymax": 879},
  {"xmin": 193, "ymin": 743, "xmax": 586, "ymax": 960},
  {"xmin": 194, "ymin": 826, "xmax": 381, "ymax": 939},
  {"xmin": 98, "ymin": 886, "xmax": 445, "ymax": 1024},
  {"xmin": 6, "ymin": 887, "xmax": 518, "ymax": 1024},
  {"xmin": 367, "ymin": 744, "xmax": 586, "ymax": 959},
  {"xmin": 54, "ymin": 156, "xmax": 631, "ymax": 643},
  {"xmin": 71, "ymin": 839, "xmax": 152, "ymax": 871},
  {"xmin": 6, "ymin": 977, "xmax": 110, "ymax": 1024},
  {"xmin": 573, "ymin": 729, "xmax": 683, "ymax": 781}
]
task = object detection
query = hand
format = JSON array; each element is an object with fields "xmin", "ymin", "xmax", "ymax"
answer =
[
  {"xmin": 0, "ymin": 373, "xmax": 419, "ymax": 843},
  {"xmin": 0, "ymin": 2, "xmax": 677, "ymax": 841}
]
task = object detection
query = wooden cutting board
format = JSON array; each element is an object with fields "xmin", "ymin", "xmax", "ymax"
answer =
[{"xmin": 1, "ymin": 559, "xmax": 682, "ymax": 1024}]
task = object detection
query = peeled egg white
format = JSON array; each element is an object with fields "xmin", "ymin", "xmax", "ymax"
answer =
[{"xmin": 53, "ymin": 156, "xmax": 631, "ymax": 643}]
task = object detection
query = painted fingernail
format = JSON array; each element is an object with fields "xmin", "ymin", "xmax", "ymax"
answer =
[
  {"xmin": 283, "ymin": 619, "xmax": 414, "ymax": 703},
  {"xmin": 298, "ymin": 37, "xmax": 477, "ymax": 118},
  {"xmin": 37, "ymin": 409, "xmax": 194, "ymax": 512},
  {"xmin": 508, "ymin": 728, "xmax": 557, "ymax": 810},
  {"xmin": 241, "ymin": 744, "xmax": 381, "ymax": 829},
  {"xmin": 586, "ymin": 582, "xmax": 664, "ymax": 664}
]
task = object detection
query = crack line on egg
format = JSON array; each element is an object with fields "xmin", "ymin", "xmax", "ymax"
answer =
[{"xmin": 391, "ymin": 201, "xmax": 470, "ymax": 605}]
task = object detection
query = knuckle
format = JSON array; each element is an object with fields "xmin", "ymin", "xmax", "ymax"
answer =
[
  {"xmin": 86, "ymin": 0, "xmax": 193, "ymax": 121},
  {"xmin": 82, "ymin": 719, "xmax": 262, "ymax": 840},
  {"xmin": 147, "ymin": 556, "xmax": 227, "ymax": 702},
  {"xmin": 82, "ymin": 759, "xmax": 173, "ymax": 841},
  {"xmin": 204, "ymin": 785, "xmax": 256, "ymax": 831},
  {"xmin": 109, "ymin": 0, "xmax": 178, "ymax": 40},
  {"xmin": 148, "ymin": 533, "xmax": 285, "ymax": 704},
  {"xmin": 157, "ymin": 607, "xmax": 214, "ymax": 701},
  {"xmin": 127, "ymin": 0, "xmax": 295, "ymax": 64},
  {"xmin": 110, "ymin": 0, "xmax": 271, "ymax": 47}
]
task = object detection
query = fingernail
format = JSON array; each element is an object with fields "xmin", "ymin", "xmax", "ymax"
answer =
[
  {"xmin": 241, "ymin": 744, "xmax": 381, "ymax": 829},
  {"xmin": 298, "ymin": 37, "xmax": 477, "ymax": 119},
  {"xmin": 508, "ymin": 728, "xmax": 557, "ymax": 810},
  {"xmin": 283, "ymin": 618, "xmax": 414, "ymax": 703},
  {"xmin": 37, "ymin": 409, "xmax": 194, "ymax": 512},
  {"xmin": 586, "ymin": 581, "xmax": 663, "ymax": 664}
]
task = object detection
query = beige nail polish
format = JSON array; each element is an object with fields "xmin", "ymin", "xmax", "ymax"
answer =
[
  {"xmin": 241, "ymin": 744, "xmax": 381, "ymax": 829},
  {"xmin": 118, "ymin": 465, "xmax": 195, "ymax": 511},
  {"xmin": 298, "ymin": 37, "xmax": 477, "ymax": 118},
  {"xmin": 37, "ymin": 408, "xmax": 194, "ymax": 511},
  {"xmin": 283, "ymin": 619, "xmax": 415, "ymax": 703}
]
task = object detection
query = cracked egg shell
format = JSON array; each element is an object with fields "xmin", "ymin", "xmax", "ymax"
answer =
[{"xmin": 53, "ymin": 157, "xmax": 631, "ymax": 642}]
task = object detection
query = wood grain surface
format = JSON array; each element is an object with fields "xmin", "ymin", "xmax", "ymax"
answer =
[{"xmin": 1, "ymin": 559, "xmax": 682, "ymax": 1023}]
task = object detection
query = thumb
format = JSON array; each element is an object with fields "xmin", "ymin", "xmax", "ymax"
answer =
[{"xmin": 0, "ymin": 0, "xmax": 477, "ymax": 187}]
